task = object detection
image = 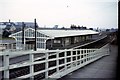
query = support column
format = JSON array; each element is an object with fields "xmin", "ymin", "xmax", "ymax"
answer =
[{"xmin": 3, "ymin": 54, "xmax": 9, "ymax": 78}]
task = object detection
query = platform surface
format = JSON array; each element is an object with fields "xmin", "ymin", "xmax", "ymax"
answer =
[{"xmin": 59, "ymin": 44, "xmax": 118, "ymax": 80}]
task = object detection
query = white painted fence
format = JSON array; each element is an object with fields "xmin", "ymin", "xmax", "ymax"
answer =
[
  {"xmin": 0, "ymin": 44, "xmax": 34, "ymax": 52},
  {"xmin": 0, "ymin": 44, "xmax": 110, "ymax": 79}
]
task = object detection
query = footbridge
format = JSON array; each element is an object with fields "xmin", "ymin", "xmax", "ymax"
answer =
[{"xmin": 0, "ymin": 43, "xmax": 110, "ymax": 79}]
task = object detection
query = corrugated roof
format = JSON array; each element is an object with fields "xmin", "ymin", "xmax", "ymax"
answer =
[{"xmin": 37, "ymin": 29, "xmax": 99, "ymax": 38}]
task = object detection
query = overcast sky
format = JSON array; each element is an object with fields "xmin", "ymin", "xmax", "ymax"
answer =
[{"xmin": 0, "ymin": 0, "xmax": 118, "ymax": 29}]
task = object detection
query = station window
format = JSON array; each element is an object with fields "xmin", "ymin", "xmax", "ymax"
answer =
[{"xmin": 54, "ymin": 40, "xmax": 61, "ymax": 43}]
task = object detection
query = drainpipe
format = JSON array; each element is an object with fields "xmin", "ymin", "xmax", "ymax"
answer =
[{"xmin": 34, "ymin": 19, "xmax": 37, "ymax": 51}]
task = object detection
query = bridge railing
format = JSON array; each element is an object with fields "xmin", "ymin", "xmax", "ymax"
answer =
[{"xmin": 0, "ymin": 44, "xmax": 110, "ymax": 79}]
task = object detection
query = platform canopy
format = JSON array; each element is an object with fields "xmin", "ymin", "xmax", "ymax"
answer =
[
  {"xmin": 9, "ymin": 28, "xmax": 99, "ymax": 49},
  {"xmin": 38, "ymin": 29, "xmax": 99, "ymax": 38},
  {"xmin": 10, "ymin": 28, "xmax": 99, "ymax": 39}
]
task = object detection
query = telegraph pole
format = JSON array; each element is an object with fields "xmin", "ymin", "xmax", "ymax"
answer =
[
  {"xmin": 22, "ymin": 22, "xmax": 25, "ymax": 44},
  {"xmin": 22, "ymin": 22, "xmax": 25, "ymax": 50},
  {"xmin": 34, "ymin": 19, "xmax": 37, "ymax": 51}
]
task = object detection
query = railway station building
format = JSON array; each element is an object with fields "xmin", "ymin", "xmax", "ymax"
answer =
[{"xmin": 9, "ymin": 28, "xmax": 99, "ymax": 50}]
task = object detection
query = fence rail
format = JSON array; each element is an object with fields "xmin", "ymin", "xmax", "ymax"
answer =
[
  {"xmin": 0, "ymin": 44, "xmax": 110, "ymax": 79},
  {"xmin": 0, "ymin": 44, "xmax": 34, "ymax": 52}
]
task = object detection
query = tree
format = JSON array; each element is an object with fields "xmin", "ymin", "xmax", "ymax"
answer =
[
  {"xmin": 61, "ymin": 27, "xmax": 65, "ymax": 29},
  {"xmin": 106, "ymin": 29, "xmax": 110, "ymax": 32},
  {"xmin": 78, "ymin": 25, "xmax": 80, "ymax": 29},
  {"xmin": 89, "ymin": 28, "xmax": 93, "ymax": 30}
]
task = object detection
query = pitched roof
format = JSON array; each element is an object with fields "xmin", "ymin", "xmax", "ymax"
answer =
[
  {"xmin": 37, "ymin": 29, "xmax": 99, "ymax": 38},
  {"xmin": 9, "ymin": 28, "xmax": 99, "ymax": 39}
]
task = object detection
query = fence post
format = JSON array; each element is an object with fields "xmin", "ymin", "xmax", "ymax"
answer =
[
  {"xmin": 108, "ymin": 43, "xmax": 110, "ymax": 55},
  {"xmin": 56, "ymin": 52, "xmax": 59, "ymax": 74},
  {"xmin": 75, "ymin": 50, "xmax": 78, "ymax": 65},
  {"xmin": 80, "ymin": 50, "xmax": 83, "ymax": 64},
  {"xmin": 3, "ymin": 54, "xmax": 9, "ymax": 78},
  {"xmin": 64, "ymin": 50, "xmax": 67, "ymax": 70},
  {"xmin": 7, "ymin": 44, "xmax": 9, "ymax": 50},
  {"xmin": 71, "ymin": 50, "xmax": 73, "ymax": 67},
  {"xmin": 79, "ymin": 49, "xmax": 81, "ymax": 64},
  {"xmin": 45, "ymin": 53, "xmax": 48, "ymax": 78},
  {"xmin": 84, "ymin": 49, "xmax": 86, "ymax": 62},
  {"xmin": 29, "ymin": 53, "xmax": 34, "ymax": 79}
]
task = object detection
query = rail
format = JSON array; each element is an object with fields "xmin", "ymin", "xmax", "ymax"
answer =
[{"xmin": 0, "ymin": 44, "xmax": 110, "ymax": 79}]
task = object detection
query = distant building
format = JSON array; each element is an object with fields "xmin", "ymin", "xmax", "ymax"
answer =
[
  {"xmin": 109, "ymin": 28, "xmax": 118, "ymax": 33},
  {"xmin": 0, "ymin": 23, "xmax": 6, "ymax": 35},
  {"xmin": 0, "ymin": 22, "xmax": 38, "ymax": 37},
  {"xmin": 9, "ymin": 28, "xmax": 99, "ymax": 50},
  {"xmin": 53, "ymin": 25, "xmax": 58, "ymax": 29}
]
